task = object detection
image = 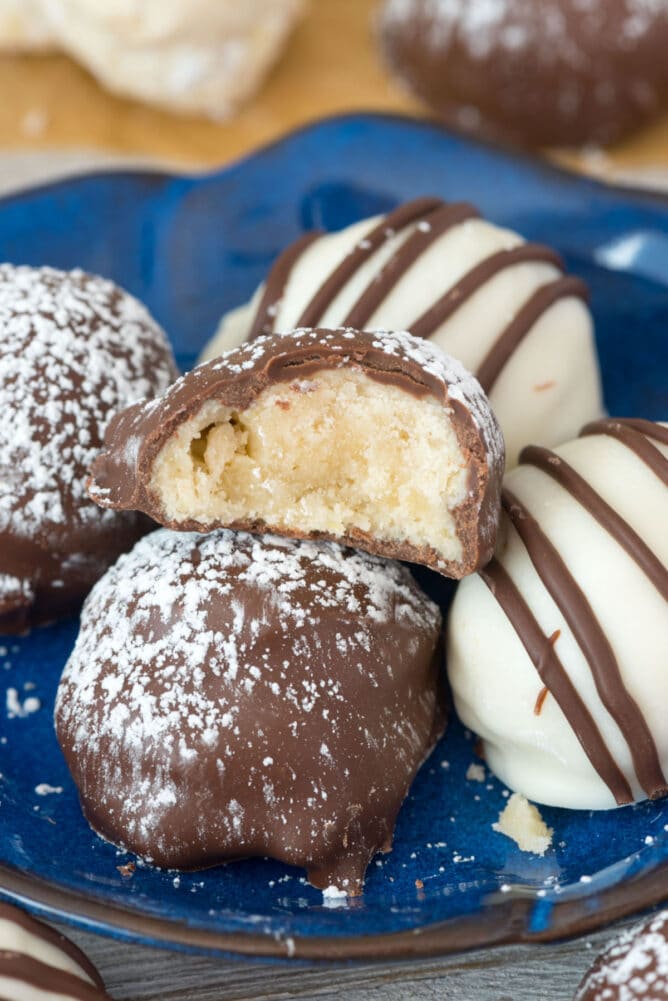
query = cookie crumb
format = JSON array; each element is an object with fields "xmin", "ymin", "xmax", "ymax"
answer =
[{"xmin": 493, "ymin": 792, "xmax": 553, "ymax": 855}]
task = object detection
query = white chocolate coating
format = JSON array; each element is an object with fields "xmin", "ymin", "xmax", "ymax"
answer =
[
  {"xmin": 3, "ymin": 0, "xmax": 303, "ymax": 117},
  {"xmin": 201, "ymin": 205, "xmax": 604, "ymax": 467},
  {"xmin": 447, "ymin": 421, "xmax": 668, "ymax": 810},
  {"xmin": 0, "ymin": 902, "xmax": 107, "ymax": 999},
  {"xmin": 0, "ymin": 0, "xmax": 53, "ymax": 49}
]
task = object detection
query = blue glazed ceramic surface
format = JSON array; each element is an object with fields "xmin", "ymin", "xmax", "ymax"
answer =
[{"xmin": 0, "ymin": 114, "xmax": 667, "ymax": 960}]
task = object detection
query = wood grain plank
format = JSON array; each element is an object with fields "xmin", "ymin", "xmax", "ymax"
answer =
[{"xmin": 58, "ymin": 918, "xmax": 643, "ymax": 1001}]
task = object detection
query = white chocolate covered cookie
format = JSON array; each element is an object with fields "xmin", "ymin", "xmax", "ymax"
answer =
[
  {"xmin": 448, "ymin": 419, "xmax": 668, "ymax": 810},
  {"xmin": 1, "ymin": 0, "xmax": 304, "ymax": 118},
  {"xmin": 0, "ymin": 901, "xmax": 109, "ymax": 999},
  {"xmin": 202, "ymin": 198, "xmax": 604, "ymax": 467}
]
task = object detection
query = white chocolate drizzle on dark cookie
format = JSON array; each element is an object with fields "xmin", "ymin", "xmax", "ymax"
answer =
[{"xmin": 55, "ymin": 529, "xmax": 445, "ymax": 892}]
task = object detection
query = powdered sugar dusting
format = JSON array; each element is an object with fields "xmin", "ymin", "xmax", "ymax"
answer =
[
  {"xmin": 577, "ymin": 910, "xmax": 668, "ymax": 1000},
  {"xmin": 0, "ymin": 265, "xmax": 176, "ymax": 542},
  {"xmin": 383, "ymin": 0, "xmax": 664, "ymax": 61},
  {"xmin": 56, "ymin": 528, "xmax": 441, "ymax": 853}
]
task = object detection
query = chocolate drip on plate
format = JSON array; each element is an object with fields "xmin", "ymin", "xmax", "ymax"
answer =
[
  {"xmin": 581, "ymin": 419, "xmax": 668, "ymax": 486},
  {"xmin": 341, "ymin": 201, "xmax": 479, "ymax": 329},
  {"xmin": 476, "ymin": 277, "xmax": 589, "ymax": 393},
  {"xmin": 520, "ymin": 445, "xmax": 668, "ymax": 602},
  {"xmin": 479, "ymin": 559, "xmax": 632, "ymax": 804},
  {"xmin": 410, "ymin": 243, "xmax": 563, "ymax": 340},
  {"xmin": 249, "ymin": 231, "xmax": 322, "ymax": 341},
  {"xmin": 502, "ymin": 488, "xmax": 666, "ymax": 800},
  {"xmin": 296, "ymin": 196, "xmax": 446, "ymax": 329}
]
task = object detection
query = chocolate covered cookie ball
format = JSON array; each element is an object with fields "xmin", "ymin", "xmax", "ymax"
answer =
[
  {"xmin": 88, "ymin": 328, "xmax": 504, "ymax": 579},
  {"xmin": 0, "ymin": 265, "xmax": 178, "ymax": 633},
  {"xmin": 576, "ymin": 910, "xmax": 668, "ymax": 1000},
  {"xmin": 55, "ymin": 529, "xmax": 445, "ymax": 892},
  {"xmin": 379, "ymin": 0, "xmax": 668, "ymax": 147}
]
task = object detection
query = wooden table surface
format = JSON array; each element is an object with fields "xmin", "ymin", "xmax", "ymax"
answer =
[
  {"xmin": 55, "ymin": 918, "xmax": 630, "ymax": 1001},
  {"xmin": 0, "ymin": 0, "xmax": 666, "ymax": 178},
  {"xmin": 1, "ymin": 2, "xmax": 665, "ymax": 998}
]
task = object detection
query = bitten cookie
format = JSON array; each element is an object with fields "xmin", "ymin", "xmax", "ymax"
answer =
[
  {"xmin": 0, "ymin": 265, "xmax": 178, "ymax": 633},
  {"xmin": 448, "ymin": 419, "xmax": 668, "ymax": 810},
  {"xmin": 201, "ymin": 197, "xmax": 603, "ymax": 467},
  {"xmin": 55, "ymin": 529, "xmax": 446, "ymax": 893},
  {"xmin": 88, "ymin": 328, "xmax": 504, "ymax": 578},
  {"xmin": 0, "ymin": 901, "xmax": 110, "ymax": 999},
  {"xmin": 379, "ymin": 0, "xmax": 668, "ymax": 148},
  {"xmin": 575, "ymin": 910, "xmax": 668, "ymax": 1000}
]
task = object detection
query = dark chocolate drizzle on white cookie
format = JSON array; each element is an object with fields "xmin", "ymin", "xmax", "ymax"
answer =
[
  {"xmin": 0, "ymin": 902, "xmax": 109, "ymax": 999},
  {"xmin": 480, "ymin": 419, "xmax": 668, "ymax": 805},
  {"xmin": 248, "ymin": 197, "xmax": 588, "ymax": 392}
]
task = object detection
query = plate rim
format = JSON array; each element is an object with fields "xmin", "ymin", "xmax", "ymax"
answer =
[
  {"xmin": 1, "ymin": 109, "xmax": 667, "ymax": 960},
  {"xmin": 1, "ymin": 110, "xmax": 668, "ymax": 210},
  {"xmin": 1, "ymin": 855, "xmax": 667, "ymax": 960}
]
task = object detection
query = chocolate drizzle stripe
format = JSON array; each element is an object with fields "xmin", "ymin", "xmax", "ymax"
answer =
[
  {"xmin": 0, "ymin": 952, "xmax": 106, "ymax": 1000},
  {"xmin": 0, "ymin": 904, "xmax": 103, "ymax": 989},
  {"xmin": 502, "ymin": 488, "xmax": 666, "ymax": 799},
  {"xmin": 341, "ymin": 202, "xmax": 480, "ymax": 329},
  {"xmin": 248, "ymin": 231, "xmax": 322, "ymax": 341},
  {"xmin": 294, "ymin": 197, "xmax": 446, "ymax": 330},
  {"xmin": 479, "ymin": 559, "xmax": 632, "ymax": 804},
  {"xmin": 520, "ymin": 445, "xmax": 668, "ymax": 602},
  {"xmin": 476, "ymin": 276, "xmax": 589, "ymax": 393},
  {"xmin": 580, "ymin": 420, "xmax": 668, "ymax": 486},
  {"xmin": 410, "ymin": 244, "xmax": 564, "ymax": 340},
  {"xmin": 613, "ymin": 418, "xmax": 668, "ymax": 446}
]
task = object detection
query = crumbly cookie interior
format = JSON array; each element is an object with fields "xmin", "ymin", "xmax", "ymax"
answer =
[{"xmin": 150, "ymin": 369, "xmax": 469, "ymax": 557}]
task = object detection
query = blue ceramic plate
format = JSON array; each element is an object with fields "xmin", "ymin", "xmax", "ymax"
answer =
[{"xmin": 0, "ymin": 114, "xmax": 667, "ymax": 960}]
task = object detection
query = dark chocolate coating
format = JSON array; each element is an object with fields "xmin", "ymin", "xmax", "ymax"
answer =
[
  {"xmin": 575, "ymin": 909, "xmax": 668, "ymax": 1000},
  {"xmin": 55, "ymin": 529, "xmax": 446, "ymax": 892},
  {"xmin": 0, "ymin": 901, "xmax": 110, "ymax": 999},
  {"xmin": 0, "ymin": 265, "xmax": 178, "ymax": 633},
  {"xmin": 379, "ymin": 0, "xmax": 668, "ymax": 148},
  {"xmin": 87, "ymin": 328, "xmax": 505, "ymax": 578}
]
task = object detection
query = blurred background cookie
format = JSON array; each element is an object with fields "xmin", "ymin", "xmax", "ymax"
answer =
[
  {"xmin": 38, "ymin": 0, "xmax": 305, "ymax": 119},
  {"xmin": 379, "ymin": 0, "xmax": 668, "ymax": 148}
]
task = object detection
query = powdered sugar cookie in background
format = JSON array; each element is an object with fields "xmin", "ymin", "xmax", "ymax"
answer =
[
  {"xmin": 0, "ymin": 901, "xmax": 110, "ymax": 999},
  {"xmin": 379, "ymin": 0, "xmax": 668, "ymax": 148},
  {"xmin": 19, "ymin": 0, "xmax": 305, "ymax": 118},
  {"xmin": 448, "ymin": 419, "xmax": 668, "ymax": 811},
  {"xmin": 575, "ymin": 910, "xmax": 668, "ymax": 1000},
  {"xmin": 88, "ymin": 327, "xmax": 505, "ymax": 579},
  {"xmin": 200, "ymin": 197, "xmax": 603, "ymax": 468},
  {"xmin": 0, "ymin": 0, "xmax": 53, "ymax": 49},
  {"xmin": 0, "ymin": 265, "xmax": 178, "ymax": 634},
  {"xmin": 55, "ymin": 528, "xmax": 446, "ymax": 893}
]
